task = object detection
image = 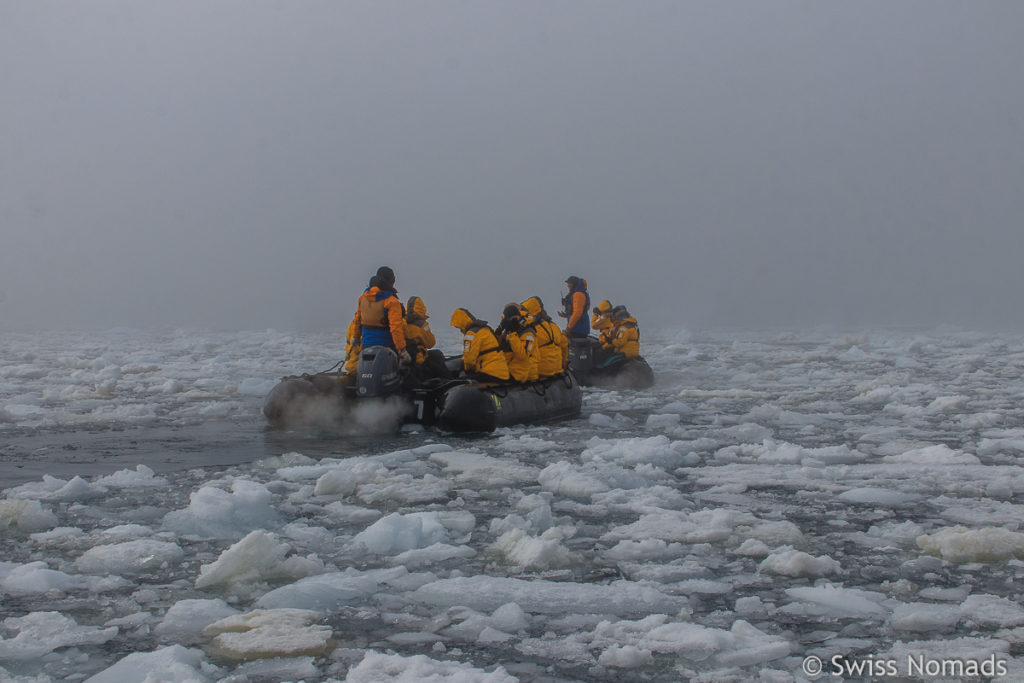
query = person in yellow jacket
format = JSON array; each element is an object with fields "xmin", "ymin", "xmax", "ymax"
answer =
[
  {"xmin": 519, "ymin": 296, "xmax": 568, "ymax": 378},
  {"xmin": 403, "ymin": 296, "xmax": 453, "ymax": 382},
  {"xmin": 591, "ymin": 299, "xmax": 615, "ymax": 344},
  {"xmin": 343, "ymin": 267, "xmax": 409, "ymax": 376},
  {"xmin": 610, "ymin": 306, "xmax": 640, "ymax": 359},
  {"xmin": 343, "ymin": 316, "xmax": 362, "ymax": 376},
  {"xmin": 495, "ymin": 304, "xmax": 537, "ymax": 383},
  {"xmin": 450, "ymin": 308, "xmax": 510, "ymax": 382},
  {"xmin": 404, "ymin": 296, "xmax": 435, "ymax": 365}
]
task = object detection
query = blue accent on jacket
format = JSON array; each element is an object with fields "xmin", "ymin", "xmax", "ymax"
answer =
[
  {"xmin": 362, "ymin": 286, "xmax": 399, "ymax": 348},
  {"xmin": 567, "ymin": 283, "xmax": 591, "ymax": 336}
]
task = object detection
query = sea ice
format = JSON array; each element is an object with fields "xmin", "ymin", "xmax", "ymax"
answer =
[
  {"xmin": 0, "ymin": 611, "xmax": 118, "ymax": 661},
  {"xmin": 313, "ymin": 460, "xmax": 387, "ymax": 497},
  {"xmin": 83, "ymin": 644, "xmax": 214, "ymax": 683},
  {"xmin": 95, "ymin": 464, "xmax": 169, "ymax": 488},
  {"xmin": 155, "ymin": 598, "xmax": 239, "ymax": 644},
  {"xmin": 194, "ymin": 529, "xmax": 325, "ymax": 591},
  {"xmin": 409, "ymin": 576, "xmax": 686, "ymax": 616},
  {"xmin": 916, "ymin": 526, "xmax": 1024, "ymax": 563},
  {"xmin": 490, "ymin": 528, "xmax": 579, "ymax": 570},
  {"xmin": 345, "ymin": 651, "xmax": 517, "ymax": 682},
  {"xmin": 758, "ymin": 547, "xmax": 841, "ymax": 577},
  {"xmin": 582, "ymin": 435, "xmax": 693, "ymax": 469},
  {"xmin": 429, "ymin": 450, "xmax": 537, "ymax": 487},
  {"xmin": 202, "ymin": 608, "xmax": 333, "ymax": 660},
  {"xmin": 783, "ymin": 584, "xmax": 890, "ymax": 618},
  {"xmin": 350, "ymin": 511, "xmax": 475, "ymax": 555},
  {"xmin": 837, "ymin": 487, "xmax": 922, "ymax": 506},
  {"xmin": 0, "ymin": 499, "xmax": 57, "ymax": 532},
  {"xmin": 884, "ymin": 444, "xmax": 981, "ymax": 466},
  {"xmin": 163, "ymin": 479, "xmax": 280, "ymax": 538},
  {"xmin": 255, "ymin": 570, "xmax": 385, "ymax": 612},
  {"xmin": 389, "ymin": 542, "xmax": 477, "ymax": 567},
  {"xmin": 76, "ymin": 538, "xmax": 185, "ymax": 575},
  {"xmin": 889, "ymin": 602, "xmax": 960, "ymax": 632}
]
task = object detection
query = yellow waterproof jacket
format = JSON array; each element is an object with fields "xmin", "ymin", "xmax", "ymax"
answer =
[
  {"xmin": 591, "ymin": 300, "xmax": 613, "ymax": 331},
  {"xmin": 532, "ymin": 319, "xmax": 567, "ymax": 377},
  {"xmin": 344, "ymin": 319, "xmax": 360, "ymax": 374},
  {"xmin": 518, "ymin": 328, "xmax": 540, "ymax": 381},
  {"xmin": 592, "ymin": 301, "xmax": 614, "ymax": 348},
  {"xmin": 404, "ymin": 296, "xmax": 435, "ymax": 364},
  {"xmin": 451, "ymin": 309, "xmax": 510, "ymax": 381},
  {"xmin": 612, "ymin": 317, "xmax": 640, "ymax": 359},
  {"xmin": 499, "ymin": 330, "xmax": 536, "ymax": 382},
  {"xmin": 520, "ymin": 296, "xmax": 567, "ymax": 377}
]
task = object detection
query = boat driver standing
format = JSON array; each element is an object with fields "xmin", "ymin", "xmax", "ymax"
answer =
[{"xmin": 344, "ymin": 266, "xmax": 411, "ymax": 374}]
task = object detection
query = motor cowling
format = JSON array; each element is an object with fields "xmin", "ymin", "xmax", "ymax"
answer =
[{"xmin": 357, "ymin": 346, "xmax": 402, "ymax": 397}]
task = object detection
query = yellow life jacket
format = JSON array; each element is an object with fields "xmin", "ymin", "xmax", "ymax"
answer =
[
  {"xmin": 533, "ymin": 319, "xmax": 567, "ymax": 377},
  {"xmin": 500, "ymin": 330, "xmax": 534, "ymax": 382},
  {"xmin": 612, "ymin": 317, "xmax": 640, "ymax": 359},
  {"xmin": 451, "ymin": 308, "xmax": 509, "ymax": 380}
]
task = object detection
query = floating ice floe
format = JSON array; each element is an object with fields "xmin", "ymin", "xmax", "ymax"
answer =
[
  {"xmin": 916, "ymin": 526, "xmax": 1024, "ymax": 563},
  {"xmin": 76, "ymin": 539, "xmax": 185, "ymax": 575},
  {"xmin": 782, "ymin": 584, "xmax": 890, "ymax": 619},
  {"xmin": 837, "ymin": 487, "xmax": 923, "ymax": 506},
  {"xmin": 428, "ymin": 450, "xmax": 538, "ymax": 487},
  {"xmin": 602, "ymin": 508, "xmax": 803, "ymax": 547},
  {"xmin": 490, "ymin": 527, "xmax": 580, "ymax": 570},
  {"xmin": 83, "ymin": 644, "xmax": 215, "ymax": 683},
  {"xmin": 155, "ymin": 599, "xmax": 240, "ymax": 645},
  {"xmin": 95, "ymin": 464, "xmax": 169, "ymax": 488},
  {"xmin": 254, "ymin": 567, "xmax": 425, "ymax": 612},
  {"xmin": 346, "ymin": 651, "xmax": 517, "ymax": 682},
  {"xmin": 884, "ymin": 444, "xmax": 981, "ymax": 465},
  {"xmin": 163, "ymin": 479, "xmax": 280, "ymax": 539},
  {"xmin": 409, "ymin": 576, "xmax": 686, "ymax": 616},
  {"xmin": 349, "ymin": 511, "xmax": 475, "ymax": 555},
  {"xmin": 758, "ymin": 547, "xmax": 841, "ymax": 577},
  {"xmin": 0, "ymin": 499, "xmax": 57, "ymax": 532},
  {"xmin": 194, "ymin": 530, "xmax": 325, "ymax": 592},
  {"xmin": 0, "ymin": 611, "xmax": 118, "ymax": 661},
  {"xmin": 202, "ymin": 608, "xmax": 333, "ymax": 660},
  {"xmin": 5, "ymin": 475, "xmax": 107, "ymax": 503},
  {"xmin": 0, "ymin": 560, "xmax": 128, "ymax": 596}
]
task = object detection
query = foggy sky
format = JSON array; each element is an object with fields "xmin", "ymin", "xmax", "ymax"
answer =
[{"xmin": 2, "ymin": 1, "xmax": 1022, "ymax": 333}]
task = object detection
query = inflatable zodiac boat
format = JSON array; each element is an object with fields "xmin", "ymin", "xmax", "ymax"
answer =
[
  {"xmin": 264, "ymin": 346, "xmax": 582, "ymax": 433},
  {"xmin": 568, "ymin": 337, "xmax": 655, "ymax": 390}
]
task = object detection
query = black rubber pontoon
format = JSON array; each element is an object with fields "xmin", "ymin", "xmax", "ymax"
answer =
[
  {"xmin": 263, "ymin": 346, "xmax": 583, "ymax": 433},
  {"xmin": 436, "ymin": 372, "xmax": 583, "ymax": 433},
  {"xmin": 568, "ymin": 337, "xmax": 655, "ymax": 390}
]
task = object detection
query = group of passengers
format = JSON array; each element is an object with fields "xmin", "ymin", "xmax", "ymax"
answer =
[{"xmin": 343, "ymin": 266, "xmax": 640, "ymax": 385}]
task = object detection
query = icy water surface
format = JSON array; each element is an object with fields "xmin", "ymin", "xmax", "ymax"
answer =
[{"xmin": 2, "ymin": 327, "xmax": 1024, "ymax": 681}]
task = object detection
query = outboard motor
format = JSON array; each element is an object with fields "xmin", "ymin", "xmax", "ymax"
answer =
[
  {"xmin": 567, "ymin": 337, "xmax": 597, "ymax": 381},
  {"xmin": 356, "ymin": 346, "xmax": 401, "ymax": 398}
]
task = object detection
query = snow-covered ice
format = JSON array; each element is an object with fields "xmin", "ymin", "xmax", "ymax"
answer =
[{"xmin": 3, "ymin": 326, "xmax": 1024, "ymax": 680}]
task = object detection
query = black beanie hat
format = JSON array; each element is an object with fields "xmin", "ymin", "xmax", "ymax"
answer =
[{"xmin": 375, "ymin": 266, "xmax": 396, "ymax": 289}]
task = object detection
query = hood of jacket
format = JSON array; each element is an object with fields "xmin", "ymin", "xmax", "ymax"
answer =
[
  {"xmin": 520, "ymin": 296, "xmax": 544, "ymax": 318},
  {"xmin": 407, "ymin": 296, "xmax": 429, "ymax": 320},
  {"xmin": 450, "ymin": 308, "xmax": 476, "ymax": 333}
]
